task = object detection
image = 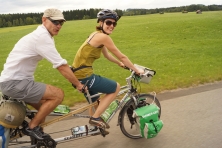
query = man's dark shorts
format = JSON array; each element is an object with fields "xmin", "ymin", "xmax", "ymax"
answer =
[
  {"xmin": 0, "ymin": 80, "xmax": 46, "ymax": 103},
  {"xmin": 79, "ymin": 74, "xmax": 117, "ymax": 103}
]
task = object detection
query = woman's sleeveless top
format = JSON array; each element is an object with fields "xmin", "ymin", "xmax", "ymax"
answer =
[{"xmin": 72, "ymin": 31, "xmax": 103, "ymax": 79}]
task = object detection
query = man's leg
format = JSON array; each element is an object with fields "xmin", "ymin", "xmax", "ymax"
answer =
[
  {"xmin": 28, "ymin": 84, "xmax": 64, "ymax": 129},
  {"xmin": 27, "ymin": 100, "xmax": 46, "ymax": 125}
]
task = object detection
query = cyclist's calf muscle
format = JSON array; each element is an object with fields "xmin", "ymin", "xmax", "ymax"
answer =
[{"xmin": 28, "ymin": 85, "xmax": 64, "ymax": 129}]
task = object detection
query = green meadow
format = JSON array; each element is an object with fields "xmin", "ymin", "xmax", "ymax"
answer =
[{"xmin": 0, "ymin": 11, "xmax": 221, "ymax": 106}]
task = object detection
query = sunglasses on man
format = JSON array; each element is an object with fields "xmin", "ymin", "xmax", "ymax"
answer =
[
  {"xmin": 47, "ymin": 17, "xmax": 65, "ymax": 26},
  {"xmin": 104, "ymin": 20, "xmax": 117, "ymax": 27}
]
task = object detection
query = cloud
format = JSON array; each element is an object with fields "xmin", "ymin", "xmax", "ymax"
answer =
[{"xmin": 0, "ymin": 0, "xmax": 221, "ymax": 14}]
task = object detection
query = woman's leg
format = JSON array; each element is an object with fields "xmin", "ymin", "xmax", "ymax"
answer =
[
  {"xmin": 89, "ymin": 83, "xmax": 120, "ymax": 128},
  {"xmin": 92, "ymin": 83, "xmax": 120, "ymax": 117},
  {"xmin": 89, "ymin": 103, "xmax": 98, "ymax": 116}
]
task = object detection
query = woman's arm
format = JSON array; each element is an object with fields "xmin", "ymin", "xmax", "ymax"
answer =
[
  {"xmin": 101, "ymin": 35, "xmax": 143, "ymax": 74},
  {"xmin": 89, "ymin": 33, "xmax": 143, "ymax": 74},
  {"xmin": 102, "ymin": 47, "xmax": 124, "ymax": 67}
]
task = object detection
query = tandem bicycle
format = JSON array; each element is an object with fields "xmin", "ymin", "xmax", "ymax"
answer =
[{"xmin": 2, "ymin": 64, "xmax": 161, "ymax": 148}]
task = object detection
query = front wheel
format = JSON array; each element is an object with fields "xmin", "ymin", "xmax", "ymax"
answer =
[{"xmin": 119, "ymin": 94, "xmax": 161, "ymax": 139}]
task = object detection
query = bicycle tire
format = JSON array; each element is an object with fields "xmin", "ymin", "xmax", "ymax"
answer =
[{"xmin": 119, "ymin": 93, "xmax": 161, "ymax": 139}]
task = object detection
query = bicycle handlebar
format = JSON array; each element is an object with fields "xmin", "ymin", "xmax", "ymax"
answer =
[
  {"xmin": 124, "ymin": 65, "xmax": 156, "ymax": 82},
  {"xmin": 124, "ymin": 66, "xmax": 148, "ymax": 77}
]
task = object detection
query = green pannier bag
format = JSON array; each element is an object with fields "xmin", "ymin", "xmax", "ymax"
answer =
[
  {"xmin": 143, "ymin": 120, "xmax": 163, "ymax": 138},
  {"xmin": 132, "ymin": 104, "xmax": 163, "ymax": 139}
]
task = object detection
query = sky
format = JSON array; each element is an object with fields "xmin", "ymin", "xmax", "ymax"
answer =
[{"xmin": 0, "ymin": 0, "xmax": 221, "ymax": 14}]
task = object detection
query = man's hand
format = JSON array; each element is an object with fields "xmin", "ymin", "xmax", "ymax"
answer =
[{"xmin": 75, "ymin": 83, "xmax": 88, "ymax": 93}]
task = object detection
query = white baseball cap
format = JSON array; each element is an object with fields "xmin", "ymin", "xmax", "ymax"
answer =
[{"xmin": 43, "ymin": 8, "xmax": 66, "ymax": 21}]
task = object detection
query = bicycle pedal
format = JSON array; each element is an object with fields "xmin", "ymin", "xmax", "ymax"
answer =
[{"xmin": 99, "ymin": 128, "xmax": 109, "ymax": 137}]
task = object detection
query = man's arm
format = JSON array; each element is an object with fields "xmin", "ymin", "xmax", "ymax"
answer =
[{"xmin": 57, "ymin": 64, "xmax": 84, "ymax": 91}]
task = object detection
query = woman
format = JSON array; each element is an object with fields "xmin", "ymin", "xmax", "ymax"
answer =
[{"xmin": 72, "ymin": 9, "xmax": 143, "ymax": 130}]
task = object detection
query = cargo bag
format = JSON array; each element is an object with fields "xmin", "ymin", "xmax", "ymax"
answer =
[{"xmin": 132, "ymin": 104, "xmax": 163, "ymax": 139}]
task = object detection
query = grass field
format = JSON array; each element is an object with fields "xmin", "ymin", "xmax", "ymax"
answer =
[{"xmin": 0, "ymin": 11, "xmax": 222, "ymax": 106}]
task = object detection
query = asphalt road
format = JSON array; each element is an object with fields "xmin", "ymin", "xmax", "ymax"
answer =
[{"xmin": 10, "ymin": 81, "xmax": 222, "ymax": 148}]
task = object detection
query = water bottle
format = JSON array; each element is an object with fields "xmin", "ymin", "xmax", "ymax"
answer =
[
  {"xmin": 101, "ymin": 100, "xmax": 119, "ymax": 122},
  {"xmin": 71, "ymin": 125, "xmax": 87, "ymax": 135},
  {"xmin": 71, "ymin": 125, "xmax": 100, "ymax": 136}
]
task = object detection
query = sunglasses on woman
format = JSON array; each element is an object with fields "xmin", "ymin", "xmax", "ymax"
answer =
[
  {"xmin": 104, "ymin": 20, "xmax": 117, "ymax": 27},
  {"xmin": 47, "ymin": 17, "xmax": 65, "ymax": 26}
]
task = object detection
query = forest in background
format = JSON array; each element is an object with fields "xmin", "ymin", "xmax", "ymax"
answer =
[{"xmin": 0, "ymin": 4, "xmax": 221, "ymax": 28}]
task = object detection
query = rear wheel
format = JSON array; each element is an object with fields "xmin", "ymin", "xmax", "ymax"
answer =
[{"xmin": 119, "ymin": 94, "xmax": 161, "ymax": 139}]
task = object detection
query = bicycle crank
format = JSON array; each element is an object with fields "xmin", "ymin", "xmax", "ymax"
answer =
[{"xmin": 36, "ymin": 137, "xmax": 57, "ymax": 148}]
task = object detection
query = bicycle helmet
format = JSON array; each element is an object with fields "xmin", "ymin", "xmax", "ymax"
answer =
[
  {"xmin": 97, "ymin": 9, "xmax": 121, "ymax": 23},
  {"xmin": 0, "ymin": 99, "xmax": 26, "ymax": 128}
]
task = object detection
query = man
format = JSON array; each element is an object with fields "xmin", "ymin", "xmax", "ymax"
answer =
[{"xmin": 0, "ymin": 8, "xmax": 84, "ymax": 140}]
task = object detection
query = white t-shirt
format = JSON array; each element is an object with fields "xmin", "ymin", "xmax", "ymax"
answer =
[{"xmin": 0, "ymin": 25, "xmax": 67, "ymax": 82}]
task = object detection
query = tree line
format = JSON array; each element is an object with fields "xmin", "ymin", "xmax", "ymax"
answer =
[
  {"xmin": 0, "ymin": 4, "xmax": 221, "ymax": 28},
  {"xmin": 124, "ymin": 4, "xmax": 222, "ymax": 15},
  {"xmin": 0, "ymin": 9, "xmax": 123, "ymax": 28}
]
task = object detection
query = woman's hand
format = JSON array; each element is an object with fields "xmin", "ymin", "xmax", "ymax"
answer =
[{"xmin": 135, "ymin": 68, "xmax": 145, "ymax": 75}]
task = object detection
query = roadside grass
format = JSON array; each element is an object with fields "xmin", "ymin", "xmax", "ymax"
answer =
[{"xmin": 0, "ymin": 11, "xmax": 221, "ymax": 106}]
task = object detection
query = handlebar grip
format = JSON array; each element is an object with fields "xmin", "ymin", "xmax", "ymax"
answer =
[{"xmin": 72, "ymin": 80, "xmax": 89, "ymax": 93}]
